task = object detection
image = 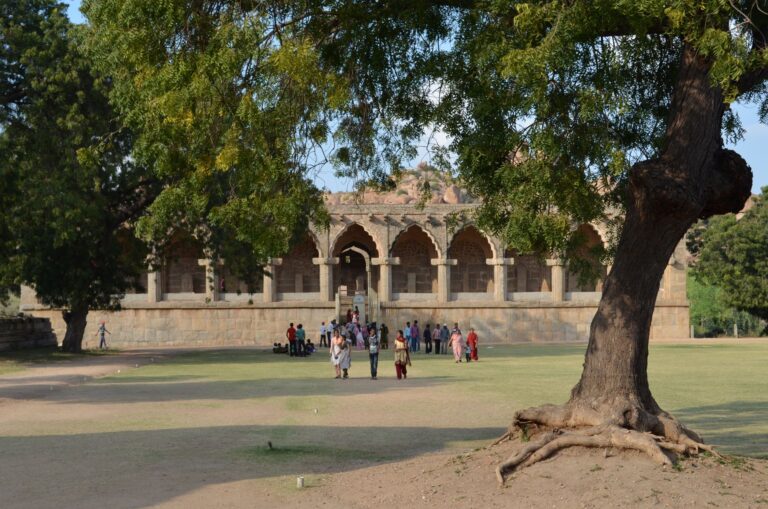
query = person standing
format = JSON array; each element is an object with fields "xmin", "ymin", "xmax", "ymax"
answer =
[
  {"xmin": 368, "ymin": 325, "xmax": 380, "ymax": 379},
  {"xmin": 411, "ymin": 320, "xmax": 420, "ymax": 352},
  {"xmin": 466, "ymin": 327, "xmax": 479, "ymax": 361},
  {"xmin": 440, "ymin": 324, "xmax": 450, "ymax": 355},
  {"xmin": 393, "ymin": 330, "xmax": 411, "ymax": 379},
  {"xmin": 432, "ymin": 324, "xmax": 441, "ymax": 355},
  {"xmin": 449, "ymin": 325, "xmax": 464, "ymax": 363},
  {"xmin": 96, "ymin": 321, "xmax": 111, "ymax": 350},
  {"xmin": 295, "ymin": 324, "xmax": 306, "ymax": 356},
  {"xmin": 404, "ymin": 321, "xmax": 412, "ymax": 352},
  {"xmin": 380, "ymin": 323, "xmax": 389, "ymax": 350},
  {"xmin": 319, "ymin": 321, "xmax": 327, "ymax": 348},
  {"xmin": 286, "ymin": 322, "xmax": 297, "ymax": 357},
  {"xmin": 423, "ymin": 323, "xmax": 432, "ymax": 354}
]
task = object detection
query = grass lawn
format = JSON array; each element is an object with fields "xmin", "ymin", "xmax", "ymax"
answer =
[{"xmin": 0, "ymin": 341, "xmax": 766, "ymax": 507}]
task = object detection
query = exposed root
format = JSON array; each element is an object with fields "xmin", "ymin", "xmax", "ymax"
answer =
[
  {"xmin": 489, "ymin": 430, "xmax": 513, "ymax": 448},
  {"xmin": 496, "ymin": 403, "xmax": 717, "ymax": 485}
]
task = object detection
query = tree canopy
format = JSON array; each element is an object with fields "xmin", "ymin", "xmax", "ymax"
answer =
[
  {"xmin": 694, "ymin": 189, "xmax": 768, "ymax": 324},
  {"xmin": 0, "ymin": 0, "xmax": 154, "ymax": 350}
]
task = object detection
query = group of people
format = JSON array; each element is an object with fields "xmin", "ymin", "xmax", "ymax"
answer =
[
  {"xmin": 399, "ymin": 321, "xmax": 479, "ymax": 362},
  {"xmin": 329, "ymin": 320, "xmax": 480, "ymax": 381},
  {"xmin": 283, "ymin": 323, "xmax": 317, "ymax": 357}
]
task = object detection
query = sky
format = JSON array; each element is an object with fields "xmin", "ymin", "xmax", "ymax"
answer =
[{"xmin": 66, "ymin": 2, "xmax": 767, "ymax": 194}]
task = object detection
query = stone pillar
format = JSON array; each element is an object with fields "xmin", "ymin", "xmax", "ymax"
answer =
[
  {"xmin": 313, "ymin": 257, "xmax": 339, "ymax": 302},
  {"xmin": 371, "ymin": 257, "xmax": 399, "ymax": 302},
  {"xmin": 431, "ymin": 258, "xmax": 457, "ymax": 303},
  {"xmin": 146, "ymin": 269, "xmax": 163, "ymax": 303},
  {"xmin": 198, "ymin": 259, "xmax": 221, "ymax": 302},
  {"xmin": 263, "ymin": 259, "xmax": 280, "ymax": 303},
  {"xmin": 486, "ymin": 258, "xmax": 512, "ymax": 302},
  {"xmin": 547, "ymin": 259, "xmax": 565, "ymax": 302}
]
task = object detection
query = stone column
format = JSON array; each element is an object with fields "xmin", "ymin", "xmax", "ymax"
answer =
[
  {"xmin": 486, "ymin": 258, "xmax": 513, "ymax": 302},
  {"xmin": 431, "ymin": 258, "xmax": 457, "ymax": 303},
  {"xmin": 547, "ymin": 258, "xmax": 565, "ymax": 302},
  {"xmin": 198, "ymin": 259, "xmax": 221, "ymax": 302},
  {"xmin": 313, "ymin": 257, "xmax": 339, "ymax": 302},
  {"xmin": 371, "ymin": 257, "xmax": 399, "ymax": 302},
  {"xmin": 263, "ymin": 259, "xmax": 280, "ymax": 303}
]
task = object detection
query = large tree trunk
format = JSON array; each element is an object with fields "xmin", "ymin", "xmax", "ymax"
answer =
[
  {"xmin": 61, "ymin": 305, "xmax": 89, "ymax": 353},
  {"xmin": 497, "ymin": 44, "xmax": 752, "ymax": 482}
]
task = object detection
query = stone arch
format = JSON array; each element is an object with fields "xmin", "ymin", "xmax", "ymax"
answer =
[
  {"xmin": 330, "ymin": 222, "xmax": 383, "ymax": 259},
  {"xmin": 504, "ymin": 249, "xmax": 552, "ymax": 293},
  {"xmin": 391, "ymin": 225, "xmax": 439, "ymax": 294},
  {"xmin": 566, "ymin": 224, "xmax": 607, "ymax": 292},
  {"xmin": 447, "ymin": 223, "xmax": 498, "ymax": 259},
  {"xmin": 331, "ymin": 223, "xmax": 381, "ymax": 295},
  {"xmin": 276, "ymin": 234, "xmax": 320, "ymax": 294},
  {"xmin": 389, "ymin": 223, "xmax": 443, "ymax": 260},
  {"xmin": 448, "ymin": 226, "xmax": 494, "ymax": 293}
]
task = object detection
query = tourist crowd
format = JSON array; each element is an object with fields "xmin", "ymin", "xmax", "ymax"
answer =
[{"xmin": 273, "ymin": 306, "xmax": 480, "ymax": 380}]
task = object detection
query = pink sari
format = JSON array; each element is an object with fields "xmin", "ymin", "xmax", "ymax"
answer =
[{"xmin": 450, "ymin": 332, "xmax": 464, "ymax": 361}]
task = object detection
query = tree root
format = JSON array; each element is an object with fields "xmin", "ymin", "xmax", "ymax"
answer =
[{"xmin": 496, "ymin": 403, "xmax": 718, "ymax": 485}]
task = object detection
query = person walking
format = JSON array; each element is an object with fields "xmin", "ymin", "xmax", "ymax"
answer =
[
  {"xmin": 393, "ymin": 330, "xmax": 411, "ymax": 379},
  {"xmin": 432, "ymin": 324, "xmax": 441, "ymax": 355},
  {"xmin": 96, "ymin": 321, "xmax": 111, "ymax": 350},
  {"xmin": 286, "ymin": 322, "xmax": 297, "ymax": 357},
  {"xmin": 412, "ymin": 320, "xmax": 420, "ymax": 352},
  {"xmin": 467, "ymin": 327, "xmax": 479, "ymax": 361},
  {"xmin": 368, "ymin": 325, "xmax": 380, "ymax": 380},
  {"xmin": 449, "ymin": 325, "xmax": 464, "ymax": 363},
  {"xmin": 330, "ymin": 331, "xmax": 351, "ymax": 379},
  {"xmin": 440, "ymin": 324, "xmax": 450, "ymax": 355},
  {"xmin": 295, "ymin": 324, "xmax": 306, "ymax": 356},
  {"xmin": 423, "ymin": 323, "xmax": 432, "ymax": 354}
]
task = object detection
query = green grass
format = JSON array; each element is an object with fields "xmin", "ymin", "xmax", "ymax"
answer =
[{"xmin": 0, "ymin": 341, "xmax": 766, "ymax": 506}]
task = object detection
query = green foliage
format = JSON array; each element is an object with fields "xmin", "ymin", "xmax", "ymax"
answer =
[
  {"xmin": 693, "ymin": 189, "xmax": 768, "ymax": 327},
  {"xmin": 83, "ymin": 0, "xmax": 330, "ymax": 272},
  {"xmin": 0, "ymin": 1, "xmax": 151, "ymax": 315}
]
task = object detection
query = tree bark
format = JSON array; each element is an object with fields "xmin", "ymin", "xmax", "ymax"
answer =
[{"xmin": 61, "ymin": 306, "xmax": 89, "ymax": 353}]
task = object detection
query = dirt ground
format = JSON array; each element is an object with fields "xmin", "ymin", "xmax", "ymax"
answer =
[{"xmin": 1, "ymin": 346, "xmax": 767, "ymax": 509}]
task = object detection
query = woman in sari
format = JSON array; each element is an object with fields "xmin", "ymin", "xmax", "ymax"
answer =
[
  {"xmin": 393, "ymin": 330, "xmax": 411, "ymax": 380},
  {"xmin": 449, "ymin": 327, "xmax": 464, "ymax": 363}
]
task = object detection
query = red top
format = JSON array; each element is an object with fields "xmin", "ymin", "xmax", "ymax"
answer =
[
  {"xmin": 287, "ymin": 327, "xmax": 296, "ymax": 342},
  {"xmin": 467, "ymin": 332, "xmax": 478, "ymax": 347}
]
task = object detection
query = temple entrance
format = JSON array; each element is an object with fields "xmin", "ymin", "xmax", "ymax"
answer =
[{"xmin": 332, "ymin": 224, "xmax": 380, "ymax": 324}]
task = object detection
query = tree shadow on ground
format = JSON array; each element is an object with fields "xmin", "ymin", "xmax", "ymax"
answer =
[
  {"xmin": 674, "ymin": 400, "xmax": 768, "ymax": 457},
  {"xmin": 0, "ymin": 374, "xmax": 454, "ymax": 403},
  {"xmin": 1, "ymin": 424, "xmax": 504, "ymax": 509}
]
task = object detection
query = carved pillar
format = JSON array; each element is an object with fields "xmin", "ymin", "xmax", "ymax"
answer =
[
  {"xmin": 313, "ymin": 257, "xmax": 339, "ymax": 301},
  {"xmin": 263, "ymin": 258, "xmax": 281, "ymax": 303},
  {"xmin": 431, "ymin": 258, "xmax": 457, "ymax": 303},
  {"xmin": 487, "ymin": 258, "xmax": 513, "ymax": 302},
  {"xmin": 371, "ymin": 257, "xmax": 399, "ymax": 302},
  {"xmin": 146, "ymin": 269, "xmax": 163, "ymax": 303},
  {"xmin": 547, "ymin": 258, "xmax": 565, "ymax": 302}
]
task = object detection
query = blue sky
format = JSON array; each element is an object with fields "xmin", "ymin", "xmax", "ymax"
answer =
[{"xmin": 66, "ymin": 2, "xmax": 767, "ymax": 194}]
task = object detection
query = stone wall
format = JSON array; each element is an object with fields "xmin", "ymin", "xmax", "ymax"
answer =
[
  {"xmin": 27, "ymin": 300, "xmax": 689, "ymax": 349},
  {"xmin": 0, "ymin": 317, "xmax": 57, "ymax": 351}
]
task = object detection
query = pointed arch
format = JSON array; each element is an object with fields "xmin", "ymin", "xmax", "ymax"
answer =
[
  {"xmin": 566, "ymin": 224, "xmax": 607, "ymax": 292},
  {"xmin": 448, "ymin": 225, "xmax": 494, "ymax": 293},
  {"xmin": 276, "ymin": 234, "xmax": 320, "ymax": 294},
  {"xmin": 391, "ymin": 224, "xmax": 439, "ymax": 294},
  {"xmin": 389, "ymin": 224, "xmax": 443, "ymax": 259},
  {"xmin": 330, "ymin": 222, "xmax": 382, "ymax": 258},
  {"xmin": 447, "ymin": 223, "xmax": 497, "ymax": 259}
]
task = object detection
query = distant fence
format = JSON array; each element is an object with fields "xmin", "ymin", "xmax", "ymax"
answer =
[{"xmin": 0, "ymin": 317, "xmax": 57, "ymax": 351}]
